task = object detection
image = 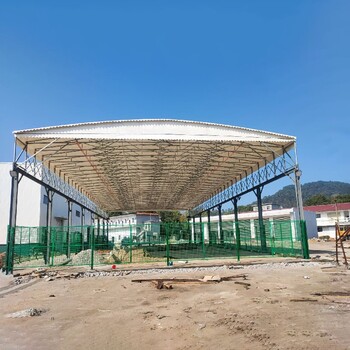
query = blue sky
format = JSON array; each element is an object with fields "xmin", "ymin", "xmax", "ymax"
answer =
[{"xmin": 1, "ymin": 0, "xmax": 349, "ymax": 198}]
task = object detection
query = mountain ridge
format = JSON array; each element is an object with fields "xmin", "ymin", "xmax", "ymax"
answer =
[{"xmin": 262, "ymin": 181, "xmax": 350, "ymax": 208}]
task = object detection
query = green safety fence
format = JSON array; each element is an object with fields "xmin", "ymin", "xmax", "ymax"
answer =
[{"xmin": 4, "ymin": 219, "xmax": 309, "ymax": 273}]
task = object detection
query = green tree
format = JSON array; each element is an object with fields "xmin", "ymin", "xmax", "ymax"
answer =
[
  {"xmin": 238, "ymin": 205, "xmax": 253, "ymax": 213},
  {"xmin": 333, "ymin": 194, "xmax": 350, "ymax": 203},
  {"xmin": 304, "ymin": 194, "xmax": 330, "ymax": 206},
  {"xmin": 158, "ymin": 210, "xmax": 187, "ymax": 223}
]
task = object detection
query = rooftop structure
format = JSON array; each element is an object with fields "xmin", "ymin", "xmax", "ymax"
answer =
[{"xmin": 13, "ymin": 119, "xmax": 297, "ymax": 212}]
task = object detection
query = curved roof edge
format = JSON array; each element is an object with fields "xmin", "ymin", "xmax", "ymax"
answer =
[{"xmin": 13, "ymin": 119, "xmax": 296, "ymax": 143}]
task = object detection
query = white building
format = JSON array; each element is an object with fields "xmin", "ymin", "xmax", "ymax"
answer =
[
  {"xmin": 0, "ymin": 163, "xmax": 93, "ymax": 247},
  {"xmin": 109, "ymin": 212, "xmax": 160, "ymax": 244},
  {"xmin": 193, "ymin": 207, "xmax": 317, "ymax": 241},
  {"xmin": 304, "ymin": 203, "xmax": 350, "ymax": 238}
]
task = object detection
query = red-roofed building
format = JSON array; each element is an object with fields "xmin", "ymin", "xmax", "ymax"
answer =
[{"xmin": 304, "ymin": 202, "xmax": 350, "ymax": 238}]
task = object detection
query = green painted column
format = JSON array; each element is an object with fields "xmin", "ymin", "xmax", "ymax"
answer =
[
  {"xmin": 90, "ymin": 227, "xmax": 95, "ymax": 270},
  {"xmin": 256, "ymin": 187, "xmax": 267, "ymax": 252},
  {"xmin": 45, "ymin": 189, "xmax": 54, "ymax": 265},
  {"xmin": 187, "ymin": 216, "xmax": 191, "ymax": 243},
  {"xmin": 233, "ymin": 197, "xmax": 241, "ymax": 261},
  {"xmin": 207, "ymin": 209, "xmax": 211, "ymax": 244},
  {"xmin": 218, "ymin": 204, "xmax": 224, "ymax": 244},
  {"xmin": 192, "ymin": 216, "xmax": 196, "ymax": 243},
  {"xmin": 67, "ymin": 200, "xmax": 72, "ymax": 258},
  {"xmin": 80, "ymin": 206, "xmax": 85, "ymax": 250},
  {"xmin": 7, "ymin": 167, "xmax": 19, "ymax": 274}
]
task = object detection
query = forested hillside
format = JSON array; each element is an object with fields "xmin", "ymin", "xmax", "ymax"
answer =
[{"xmin": 262, "ymin": 181, "xmax": 350, "ymax": 208}]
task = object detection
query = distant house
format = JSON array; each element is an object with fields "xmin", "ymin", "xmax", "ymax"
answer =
[
  {"xmin": 304, "ymin": 202, "xmax": 350, "ymax": 238},
  {"xmin": 252, "ymin": 203, "xmax": 282, "ymax": 211},
  {"xmin": 109, "ymin": 212, "xmax": 160, "ymax": 244}
]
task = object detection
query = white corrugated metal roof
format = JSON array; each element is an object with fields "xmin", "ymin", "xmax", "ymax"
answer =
[{"xmin": 14, "ymin": 119, "xmax": 296, "ymax": 212}]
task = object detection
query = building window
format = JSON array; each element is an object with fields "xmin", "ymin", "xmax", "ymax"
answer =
[
  {"xmin": 317, "ymin": 226, "xmax": 323, "ymax": 232},
  {"xmin": 316, "ymin": 213, "xmax": 321, "ymax": 218},
  {"xmin": 76, "ymin": 210, "xmax": 80, "ymax": 217},
  {"xmin": 43, "ymin": 195, "xmax": 48, "ymax": 205}
]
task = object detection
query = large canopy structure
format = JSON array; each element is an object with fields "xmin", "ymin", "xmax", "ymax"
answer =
[
  {"xmin": 12, "ymin": 119, "xmax": 298, "ymax": 214},
  {"xmin": 5, "ymin": 119, "xmax": 309, "ymax": 275}
]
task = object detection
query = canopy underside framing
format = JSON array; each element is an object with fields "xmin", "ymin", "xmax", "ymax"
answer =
[{"xmin": 13, "ymin": 119, "xmax": 297, "ymax": 213}]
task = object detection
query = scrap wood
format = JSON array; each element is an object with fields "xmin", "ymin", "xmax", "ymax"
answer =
[
  {"xmin": 57, "ymin": 258, "xmax": 73, "ymax": 266},
  {"xmin": 151, "ymin": 281, "xmax": 173, "ymax": 290},
  {"xmin": 234, "ymin": 281, "xmax": 251, "ymax": 287},
  {"xmin": 312, "ymin": 291, "xmax": 350, "ymax": 297},
  {"xmin": 290, "ymin": 298, "xmax": 318, "ymax": 302},
  {"xmin": 132, "ymin": 274, "xmax": 247, "ymax": 284},
  {"xmin": 14, "ymin": 269, "xmax": 47, "ymax": 277},
  {"xmin": 221, "ymin": 274, "xmax": 248, "ymax": 281}
]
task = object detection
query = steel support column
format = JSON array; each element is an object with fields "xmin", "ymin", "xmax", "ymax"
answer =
[
  {"xmin": 106, "ymin": 219, "xmax": 109, "ymax": 248},
  {"xmin": 97, "ymin": 217, "xmax": 100, "ymax": 237},
  {"xmin": 255, "ymin": 187, "xmax": 267, "ymax": 252},
  {"xmin": 207, "ymin": 209, "xmax": 211, "ymax": 243},
  {"xmin": 67, "ymin": 200, "xmax": 72, "ymax": 258},
  {"xmin": 45, "ymin": 189, "xmax": 54, "ymax": 265},
  {"xmin": 81, "ymin": 206, "xmax": 85, "ymax": 250},
  {"xmin": 187, "ymin": 215, "xmax": 191, "ymax": 243},
  {"xmin": 6, "ymin": 167, "xmax": 19, "ymax": 274},
  {"xmin": 192, "ymin": 216, "xmax": 196, "ymax": 243},
  {"xmin": 199, "ymin": 213, "xmax": 203, "ymax": 243},
  {"xmin": 233, "ymin": 197, "xmax": 241, "ymax": 261},
  {"xmin": 294, "ymin": 169, "xmax": 309, "ymax": 258},
  {"xmin": 102, "ymin": 219, "xmax": 106, "ymax": 248},
  {"xmin": 218, "ymin": 204, "xmax": 223, "ymax": 244}
]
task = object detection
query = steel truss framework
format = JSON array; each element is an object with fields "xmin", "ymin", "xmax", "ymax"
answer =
[
  {"xmin": 13, "ymin": 141, "xmax": 107, "ymax": 218},
  {"xmin": 191, "ymin": 149, "xmax": 299, "ymax": 216},
  {"xmin": 11, "ymin": 119, "xmax": 299, "ymax": 214}
]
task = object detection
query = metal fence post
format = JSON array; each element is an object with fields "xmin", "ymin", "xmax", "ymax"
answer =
[
  {"xmin": 290, "ymin": 222, "xmax": 294, "ymax": 255},
  {"xmin": 269, "ymin": 221, "xmax": 275, "ymax": 255},
  {"xmin": 201, "ymin": 222, "xmax": 206, "ymax": 259},
  {"xmin": 129, "ymin": 224, "xmax": 133, "ymax": 263},
  {"xmin": 51, "ymin": 228, "xmax": 56, "ymax": 266},
  {"xmin": 235, "ymin": 221, "xmax": 241, "ymax": 262},
  {"xmin": 301, "ymin": 221, "xmax": 310, "ymax": 259},
  {"xmin": 166, "ymin": 224, "xmax": 170, "ymax": 266},
  {"xmin": 90, "ymin": 226, "xmax": 95, "ymax": 270},
  {"xmin": 280, "ymin": 223, "xmax": 284, "ymax": 255}
]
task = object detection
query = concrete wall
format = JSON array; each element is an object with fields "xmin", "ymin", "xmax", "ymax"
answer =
[{"xmin": 303, "ymin": 211, "xmax": 318, "ymax": 238}]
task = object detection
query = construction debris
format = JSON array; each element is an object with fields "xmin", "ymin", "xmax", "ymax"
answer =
[
  {"xmin": 132, "ymin": 274, "xmax": 248, "ymax": 289},
  {"xmin": 234, "ymin": 281, "xmax": 251, "ymax": 289},
  {"xmin": 290, "ymin": 298, "xmax": 318, "ymax": 302},
  {"xmin": 312, "ymin": 291, "xmax": 350, "ymax": 297},
  {"xmin": 201, "ymin": 275, "xmax": 221, "ymax": 282},
  {"xmin": 151, "ymin": 280, "xmax": 173, "ymax": 289},
  {"xmin": 7, "ymin": 308, "xmax": 46, "ymax": 318}
]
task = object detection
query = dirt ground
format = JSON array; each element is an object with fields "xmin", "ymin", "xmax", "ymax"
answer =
[{"xmin": 0, "ymin": 241, "xmax": 349, "ymax": 350}]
